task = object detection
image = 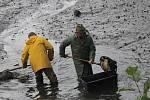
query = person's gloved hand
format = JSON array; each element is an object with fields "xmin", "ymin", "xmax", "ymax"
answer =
[{"xmin": 88, "ymin": 59, "xmax": 94, "ymax": 64}]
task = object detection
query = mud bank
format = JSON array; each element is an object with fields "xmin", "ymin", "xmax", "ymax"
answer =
[{"xmin": 1, "ymin": 0, "xmax": 149, "ymax": 67}]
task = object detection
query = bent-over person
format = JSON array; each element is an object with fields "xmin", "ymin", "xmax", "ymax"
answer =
[{"xmin": 21, "ymin": 32, "xmax": 58, "ymax": 95}]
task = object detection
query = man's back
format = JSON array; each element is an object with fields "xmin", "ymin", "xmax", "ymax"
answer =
[
  {"xmin": 27, "ymin": 36, "xmax": 47, "ymax": 59},
  {"xmin": 22, "ymin": 36, "xmax": 53, "ymax": 73},
  {"xmin": 22, "ymin": 32, "xmax": 58, "ymax": 94}
]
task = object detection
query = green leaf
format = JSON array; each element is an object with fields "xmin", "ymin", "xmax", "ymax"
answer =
[
  {"xmin": 136, "ymin": 96, "xmax": 141, "ymax": 100},
  {"xmin": 143, "ymin": 78, "xmax": 150, "ymax": 95},
  {"xmin": 118, "ymin": 87, "xmax": 135, "ymax": 92},
  {"xmin": 126, "ymin": 66, "xmax": 142, "ymax": 82},
  {"xmin": 133, "ymin": 70, "xmax": 142, "ymax": 82},
  {"xmin": 141, "ymin": 95, "xmax": 149, "ymax": 100},
  {"xmin": 126, "ymin": 66, "xmax": 138, "ymax": 76},
  {"xmin": 136, "ymin": 95, "xmax": 150, "ymax": 100}
]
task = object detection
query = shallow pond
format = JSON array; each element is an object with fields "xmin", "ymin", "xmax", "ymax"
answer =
[{"xmin": 0, "ymin": 40, "xmax": 143, "ymax": 100}]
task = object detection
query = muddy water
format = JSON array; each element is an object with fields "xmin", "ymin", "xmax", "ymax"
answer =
[
  {"xmin": 0, "ymin": 0, "xmax": 150, "ymax": 99},
  {"xmin": 0, "ymin": 40, "xmax": 140, "ymax": 100}
]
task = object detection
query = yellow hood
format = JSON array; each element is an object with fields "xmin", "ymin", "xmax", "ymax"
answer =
[{"xmin": 26, "ymin": 36, "xmax": 37, "ymax": 45}]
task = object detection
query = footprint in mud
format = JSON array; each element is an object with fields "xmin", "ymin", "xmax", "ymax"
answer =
[{"xmin": 56, "ymin": 2, "xmax": 64, "ymax": 10}]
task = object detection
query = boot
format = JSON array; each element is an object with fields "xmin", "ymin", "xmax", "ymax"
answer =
[
  {"xmin": 37, "ymin": 85, "xmax": 47, "ymax": 96},
  {"xmin": 51, "ymin": 81, "xmax": 58, "ymax": 88}
]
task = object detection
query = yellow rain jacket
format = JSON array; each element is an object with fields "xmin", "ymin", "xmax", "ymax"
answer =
[{"xmin": 21, "ymin": 36, "xmax": 53, "ymax": 73}]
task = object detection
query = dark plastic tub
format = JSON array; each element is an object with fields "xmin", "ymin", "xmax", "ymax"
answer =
[{"xmin": 80, "ymin": 71, "xmax": 118, "ymax": 92}]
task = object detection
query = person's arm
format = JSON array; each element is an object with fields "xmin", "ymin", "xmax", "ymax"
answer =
[
  {"xmin": 43, "ymin": 38, "xmax": 53, "ymax": 50},
  {"xmin": 21, "ymin": 45, "xmax": 29, "ymax": 68},
  {"xmin": 88, "ymin": 36, "xmax": 96, "ymax": 64},
  {"xmin": 59, "ymin": 36, "xmax": 72, "ymax": 57},
  {"xmin": 43, "ymin": 38, "xmax": 54, "ymax": 61}
]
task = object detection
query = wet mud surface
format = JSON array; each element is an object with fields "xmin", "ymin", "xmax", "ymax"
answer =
[{"xmin": 0, "ymin": 0, "xmax": 150, "ymax": 100}]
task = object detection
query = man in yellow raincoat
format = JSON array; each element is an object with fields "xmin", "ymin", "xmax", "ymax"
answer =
[{"xmin": 21, "ymin": 32, "xmax": 58, "ymax": 95}]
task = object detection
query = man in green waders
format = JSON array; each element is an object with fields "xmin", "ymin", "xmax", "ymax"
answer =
[{"xmin": 59, "ymin": 23, "xmax": 96, "ymax": 82}]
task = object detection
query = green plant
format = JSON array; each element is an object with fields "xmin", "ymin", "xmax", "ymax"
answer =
[
  {"xmin": 118, "ymin": 87, "xmax": 135, "ymax": 92},
  {"xmin": 125, "ymin": 65, "xmax": 150, "ymax": 100}
]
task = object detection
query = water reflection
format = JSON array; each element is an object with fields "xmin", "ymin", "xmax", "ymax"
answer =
[
  {"xmin": 26, "ymin": 83, "xmax": 60, "ymax": 100},
  {"xmin": 77, "ymin": 88, "xmax": 121, "ymax": 100}
]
